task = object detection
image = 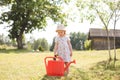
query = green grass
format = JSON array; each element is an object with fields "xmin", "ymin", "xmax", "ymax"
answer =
[{"xmin": 0, "ymin": 49, "xmax": 120, "ymax": 80}]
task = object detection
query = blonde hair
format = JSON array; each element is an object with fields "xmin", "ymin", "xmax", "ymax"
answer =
[{"xmin": 57, "ymin": 30, "xmax": 66, "ymax": 36}]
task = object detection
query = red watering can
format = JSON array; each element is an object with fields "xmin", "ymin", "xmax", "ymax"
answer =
[{"xmin": 44, "ymin": 56, "xmax": 76, "ymax": 76}]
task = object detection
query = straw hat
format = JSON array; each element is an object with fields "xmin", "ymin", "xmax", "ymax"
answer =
[{"xmin": 56, "ymin": 24, "xmax": 66, "ymax": 32}]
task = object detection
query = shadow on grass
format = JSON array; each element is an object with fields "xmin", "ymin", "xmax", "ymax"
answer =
[
  {"xmin": 41, "ymin": 66, "xmax": 89, "ymax": 80},
  {"xmin": 41, "ymin": 60, "xmax": 120, "ymax": 80},
  {"xmin": 88, "ymin": 60, "xmax": 120, "ymax": 80},
  {"xmin": 41, "ymin": 75, "xmax": 61, "ymax": 80},
  {"xmin": 0, "ymin": 49, "xmax": 31, "ymax": 54},
  {"xmin": 89, "ymin": 59, "xmax": 120, "ymax": 71}
]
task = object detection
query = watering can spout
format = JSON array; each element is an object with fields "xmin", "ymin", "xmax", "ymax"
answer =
[{"xmin": 64, "ymin": 60, "xmax": 76, "ymax": 71}]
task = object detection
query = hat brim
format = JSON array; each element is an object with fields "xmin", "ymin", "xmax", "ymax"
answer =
[{"xmin": 56, "ymin": 30, "xmax": 66, "ymax": 32}]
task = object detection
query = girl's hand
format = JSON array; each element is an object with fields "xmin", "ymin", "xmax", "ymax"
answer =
[
  {"xmin": 53, "ymin": 54, "xmax": 58, "ymax": 61},
  {"xmin": 70, "ymin": 52, "xmax": 72, "ymax": 57}
]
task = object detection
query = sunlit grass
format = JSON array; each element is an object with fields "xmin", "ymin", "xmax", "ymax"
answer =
[{"xmin": 0, "ymin": 49, "xmax": 120, "ymax": 80}]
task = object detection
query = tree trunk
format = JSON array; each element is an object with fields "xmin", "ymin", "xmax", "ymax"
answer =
[
  {"xmin": 106, "ymin": 29, "xmax": 112, "ymax": 61},
  {"xmin": 113, "ymin": 26, "xmax": 116, "ymax": 60},
  {"xmin": 17, "ymin": 35, "xmax": 23, "ymax": 49},
  {"xmin": 16, "ymin": 24, "xmax": 25, "ymax": 49},
  {"xmin": 105, "ymin": 28, "xmax": 112, "ymax": 69},
  {"xmin": 113, "ymin": 29, "xmax": 117, "ymax": 68},
  {"xmin": 113, "ymin": 10, "xmax": 117, "ymax": 68},
  {"xmin": 95, "ymin": 8, "xmax": 112, "ymax": 62}
]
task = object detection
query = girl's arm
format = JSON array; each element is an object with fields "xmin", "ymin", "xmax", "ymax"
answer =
[
  {"xmin": 54, "ymin": 42, "xmax": 58, "ymax": 56},
  {"xmin": 67, "ymin": 40, "xmax": 73, "ymax": 56}
]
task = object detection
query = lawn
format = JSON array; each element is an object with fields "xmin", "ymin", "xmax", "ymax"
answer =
[{"xmin": 0, "ymin": 49, "xmax": 120, "ymax": 80}]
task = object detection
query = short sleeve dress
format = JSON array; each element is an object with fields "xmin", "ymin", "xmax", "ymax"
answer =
[{"xmin": 55, "ymin": 36, "xmax": 71, "ymax": 62}]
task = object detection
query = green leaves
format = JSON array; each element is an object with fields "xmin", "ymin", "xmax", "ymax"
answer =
[
  {"xmin": 0, "ymin": 0, "xmax": 12, "ymax": 5},
  {"xmin": 70, "ymin": 32, "xmax": 87, "ymax": 50},
  {"xmin": 1, "ymin": 0, "xmax": 67, "ymax": 36},
  {"xmin": 0, "ymin": 0, "xmax": 67, "ymax": 49},
  {"xmin": 76, "ymin": 0, "xmax": 120, "ymax": 26}
]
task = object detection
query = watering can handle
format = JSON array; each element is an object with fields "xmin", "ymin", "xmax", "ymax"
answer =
[{"xmin": 44, "ymin": 56, "xmax": 63, "ymax": 68}]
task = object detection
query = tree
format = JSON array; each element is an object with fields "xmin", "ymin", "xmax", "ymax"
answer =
[
  {"xmin": 106, "ymin": 0, "xmax": 120, "ymax": 67},
  {"xmin": 0, "ymin": 0, "xmax": 12, "ymax": 5},
  {"xmin": 50, "ymin": 37, "xmax": 55, "ymax": 51},
  {"xmin": 0, "ymin": 0, "xmax": 67, "ymax": 49},
  {"xmin": 0, "ymin": 34, "xmax": 4, "ymax": 45},
  {"xmin": 0, "ymin": 34, "xmax": 11, "ymax": 46},
  {"xmin": 113, "ymin": 1, "xmax": 120, "ymax": 65},
  {"xmin": 32, "ymin": 38, "xmax": 49, "ymax": 51},
  {"xmin": 70, "ymin": 32, "xmax": 76, "ymax": 49},
  {"xmin": 70, "ymin": 32, "xmax": 87, "ymax": 50},
  {"xmin": 40, "ymin": 38, "xmax": 49, "ymax": 51},
  {"xmin": 76, "ymin": 0, "xmax": 120, "ymax": 67},
  {"xmin": 32, "ymin": 39, "xmax": 41, "ymax": 50}
]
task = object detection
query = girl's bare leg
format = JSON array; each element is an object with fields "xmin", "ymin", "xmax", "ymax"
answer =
[{"xmin": 65, "ymin": 62, "xmax": 69, "ymax": 74}]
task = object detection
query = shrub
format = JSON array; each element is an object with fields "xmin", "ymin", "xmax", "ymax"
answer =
[
  {"xmin": 0, "ymin": 45, "xmax": 7, "ymax": 50},
  {"xmin": 84, "ymin": 40, "xmax": 92, "ymax": 50},
  {"xmin": 38, "ymin": 46, "xmax": 44, "ymax": 52}
]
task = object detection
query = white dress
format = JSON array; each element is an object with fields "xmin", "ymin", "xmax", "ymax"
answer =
[{"xmin": 55, "ymin": 36, "xmax": 71, "ymax": 62}]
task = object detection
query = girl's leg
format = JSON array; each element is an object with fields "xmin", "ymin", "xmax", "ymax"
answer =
[{"xmin": 65, "ymin": 62, "xmax": 69, "ymax": 74}]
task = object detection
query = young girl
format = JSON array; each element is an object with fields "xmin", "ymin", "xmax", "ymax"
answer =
[{"xmin": 54, "ymin": 24, "xmax": 73, "ymax": 74}]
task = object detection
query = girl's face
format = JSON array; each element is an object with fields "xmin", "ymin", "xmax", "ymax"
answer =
[{"xmin": 57, "ymin": 30, "xmax": 65, "ymax": 37}]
